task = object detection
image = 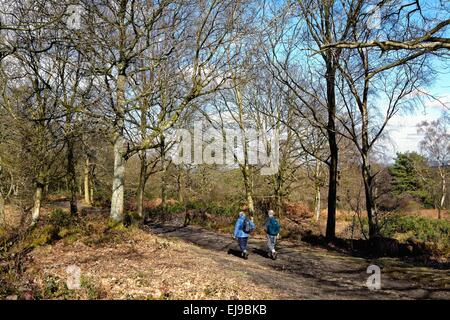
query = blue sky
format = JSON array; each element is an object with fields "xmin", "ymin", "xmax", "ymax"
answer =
[
  {"xmin": 382, "ymin": 1, "xmax": 450, "ymax": 160},
  {"xmin": 384, "ymin": 58, "xmax": 450, "ymax": 160}
]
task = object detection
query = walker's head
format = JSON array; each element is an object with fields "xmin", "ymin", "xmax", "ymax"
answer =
[{"xmin": 268, "ymin": 210, "xmax": 274, "ymax": 217}]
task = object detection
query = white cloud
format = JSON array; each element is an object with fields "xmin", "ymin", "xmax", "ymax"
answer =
[
  {"xmin": 384, "ymin": 112, "xmax": 441, "ymax": 159},
  {"xmin": 408, "ymin": 87, "xmax": 450, "ymax": 111},
  {"xmin": 378, "ymin": 84, "xmax": 448, "ymax": 161}
]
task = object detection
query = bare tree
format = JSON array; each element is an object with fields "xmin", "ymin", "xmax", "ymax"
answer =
[
  {"xmin": 322, "ymin": 1, "xmax": 450, "ymax": 54},
  {"xmin": 418, "ymin": 114, "xmax": 450, "ymax": 219},
  {"xmin": 334, "ymin": 29, "xmax": 424, "ymax": 237},
  {"xmin": 260, "ymin": 0, "xmax": 367, "ymax": 239}
]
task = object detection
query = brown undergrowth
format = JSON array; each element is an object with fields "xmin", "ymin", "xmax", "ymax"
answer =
[{"xmin": 1, "ymin": 210, "xmax": 281, "ymax": 300}]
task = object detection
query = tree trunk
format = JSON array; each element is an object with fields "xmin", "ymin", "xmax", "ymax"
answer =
[
  {"xmin": 44, "ymin": 184, "xmax": 49, "ymax": 197},
  {"xmin": 84, "ymin": 157, "xmax": 91, "ymax": 205},
  {"xmin": 242, "ymin": 166, "xmax": 254, "ymax": 214},
  {"xmin": 273, "ymin": 168, "xmax": 283, "ymax": 216},
  {"xmin": 315, "ymin": 184, "xmax": 321, "ymax": 222},
  {"xmin": 161, "ymin": 172, "xmax": 167, "ymax": 206},
  {"xmin": 326, "ymin": 150, "xmax": 338, "ymax": 240},
  {"xmin": 78, "ymin": 176, "xmax": 83, "ymax": 196},
  {"xmin": 361, "ymin": 115, "xmax": 377, "ymax": 238},
  {"xmin": 160, "ymin": 134, "xmax": 167, "ymax": 207},
  {"xmin": 438, "ymin": 170, "xmax": 446, "ymax": 220},
  {"xmin": 246, "ymin": 189, "xmax": 254, "ymax": 214},
  {"xmin": 355, "ymin": 49, "xmax": 378, "ymax": 239},
  {"xmin": 275, "ymin": 188, "xmax": 283, "ymax": 217},
  {"xmin": 314, "ymin": 159, "xmax": 321, "ymax": 222},
  {"xmin": 0, "ymin": 192, "xmax": 4, "ymax": 225},
  {"xmin": 136, "ymin": 151, "xmax": 146, "ymax": 218},
  {"xmin": 110, "ymin": 134, "xmax": 125, "ymax": 222},
  {"xmin": 233, "ymin": 81, "xmax": 255, "ymax": 215},
  {"xmin": 89, "ymin": 163, "xmax": 95, "ymax": 204},
  {"xmin": 177, "ymin": 167, "xmax": 183, "ymax": 203},
  {"xmin": 110, "ymin": 72, "xmax": 126, "ymax": 223},
  {"xmin": 67, "ymin": 139, "xmax": 77, "ymax": 215},
  {"xmin": 137, "ymin": 89, "xmax": 149, "ymax": 217},
  {"xmin": 90, "ymin": 182, "xmax": 94, "ymax": 205},
  {"xmin": 325, "ymin": 60, "xmax": 338, "ymax": 240},
  {"xmin": 362, "ymin": 162, "xmax": 377, "ymax": 238},
  {"xmin": 31, "ymin": 183, "xmax": 44, "ymax": 225}
]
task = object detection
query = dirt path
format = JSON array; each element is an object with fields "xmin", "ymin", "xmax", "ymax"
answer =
[
  {"xmin": 143, "ymin": 222, "xmax": 450, "ymax": 299},
  {"xmin": 33, "ymin": 200, "xmax": 450, "ymax": 299}
]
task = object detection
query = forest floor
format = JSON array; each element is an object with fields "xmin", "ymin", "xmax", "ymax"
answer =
[
  {"xmin": 3, "ymin": 201, "xmax": 450, "ymax": 300},
  {"xmin": 142, "ymin": 222, "xmax": 450, "ymax": 299}
]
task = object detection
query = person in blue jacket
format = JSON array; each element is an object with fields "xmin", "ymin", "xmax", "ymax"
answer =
[
  {"xmin": 264, "ymin": 210, "xmax": 281, "ymax": 260},
  {"xmin": 233, "ymin": 211, "xmax": 255, "ymax": 259}
]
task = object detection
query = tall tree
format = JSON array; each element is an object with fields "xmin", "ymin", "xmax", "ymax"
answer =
[
  {"xmin": 262, "ymin": 0, "xmax": 365, "ymax": 239},
  {"xmin": 389, "ymin": 152, "xmax": 431, "ymax": 205},
  {"xmin": 418, "ymin": 115, "xmax": 450, "ymax": 219}
]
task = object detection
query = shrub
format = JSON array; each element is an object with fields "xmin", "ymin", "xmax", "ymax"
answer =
[
  {"xmin": 29, "ymin": 225, "xmax": 59, "ymax": 248},
  {"xmin": 396, "ymin": 194, "xmax": 423, "ymax": 213},
  {"xmin": 165, "ymin": 202, "xmax": 186, "ymax": 214},
  {"xmin": 48, "ymin": 209, "xmax": 74, "ymax": 228},
  {"xmin": 91, "ymin": 187, "xmax": 112, "ymax": 207},
  {"xmin": 279, "ymin": 229, "xmax": 291, "ymax": 239},
  {"xmin": 107, "ymin": 219, "xmax": 127, "ymax": 231},
  {"xmin": 23, "ymin": 209, "xmax": 81, "ymax": 249},
  {"xmin": 381, "ymin": 214, "xmax": 450, "ymax": 253},
  {"xmin": 43, "ymin": 275, "xmax": 72, "ymax": 299},
  {"xmin": 147, "ymin": 201, "xmax": 241, "ymax": 217},
  {"xmin": 80, "ymin": 276, "xmax": 107, "ymax": 299}
]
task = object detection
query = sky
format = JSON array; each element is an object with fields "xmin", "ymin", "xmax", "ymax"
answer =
[
  {"xmin": 381, "ymin": 1, "xmax": 450, "ymax": 161},
  {"xmin": 383, "ymin": 59, "xmax": 450, "ymax": 162}
]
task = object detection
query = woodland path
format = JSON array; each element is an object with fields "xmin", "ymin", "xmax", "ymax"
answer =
[
  {"xmin": 48, "ymin": 200, "xmax": 450, "ymax": 299},
  {"xmin": 143, "ymin": 222, "xmax": 450, "ymax": 299}
]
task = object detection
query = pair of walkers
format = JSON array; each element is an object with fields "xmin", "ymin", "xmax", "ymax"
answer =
[{"xmin": 233, "ymin": 210, "xmax": 281, "ymax": 260}]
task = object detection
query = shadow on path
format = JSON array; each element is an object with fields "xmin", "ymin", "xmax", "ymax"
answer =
[{"xmin": 142, "ymin": 221, "xmax": 450, "ymax": 300}]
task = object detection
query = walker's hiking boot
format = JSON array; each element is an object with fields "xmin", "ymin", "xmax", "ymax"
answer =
[{"xmin": 271, "ymin": 251, "xmax": 277, "ymax": 260}]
